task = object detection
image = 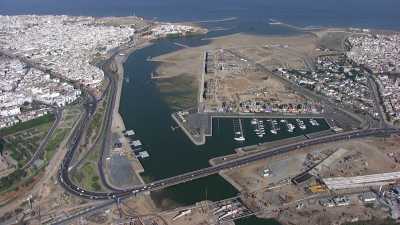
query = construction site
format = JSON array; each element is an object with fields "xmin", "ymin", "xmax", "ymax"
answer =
[{"xmin": 216, "ymin": 135, "xmax": 400, "ymax": 225}]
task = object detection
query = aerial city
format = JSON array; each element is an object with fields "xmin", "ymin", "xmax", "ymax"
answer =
[{"xmin": 1, "ymin": 0, "xmax": 400, "ymax": 225}]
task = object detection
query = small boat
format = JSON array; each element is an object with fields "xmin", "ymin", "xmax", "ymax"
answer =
[
  {"xmin": 296, "ymin": 119, "xmax": 306, "ymax": 130},
  {"xmin": 256, "ymin": 120, "xmax": 266, "ymax": 138},
  {"xmin": 273, "ymin": 120, "xmax": 280, "ymax": 131},
  {"xmin": 270, "ymin": 120, "xmax": 278, "ymax": 134},
  {"xmin": 251, "ymin": 118, "xmax": 258, "ymax": 125},
  {"xmin": 234, "ymin": 131, "xmax": 245, "ymax": 141},
  {"xmin": 287, "ymin": 123, "xmax": 295, "ymax": 132},
  {"xmin": 310, "ymin": 118, "xmax": 319, "ymax": 126}
]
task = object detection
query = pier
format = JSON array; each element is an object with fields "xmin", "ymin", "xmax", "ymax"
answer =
[{"xmin": 172, "ymin": 110, "xmax": 328, "ymax": 146}]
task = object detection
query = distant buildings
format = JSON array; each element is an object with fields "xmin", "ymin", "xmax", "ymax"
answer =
[
  {"xmin": 347, "ymin": 34, "xmax": 400, "ymax": 122},
  {"xmin": 0, "ymin": 57, "xmax": 76, "ymax": 128},
  {"xmin": 276, "ymin": 55, "xmax": 376, "ymax": 118},
  {"xmin": 0, "ymin": 15, "xmax": 135, "ymax": 88},
  {"xmin": 377, "ymin": 75, "xmax": 400, "ymax": 122},
  {"xmin": 347, "ymin": 34, "xmax": 400, "ymax": 74},
  {"xmin": 151, "ymin": 23, "xmax": 196, "ymax": 37}
]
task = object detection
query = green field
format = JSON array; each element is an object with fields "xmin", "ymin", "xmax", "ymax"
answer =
[
  {"xmin": 71, "ymin": 161, "xmax": 102, "ymax": 191},
  {"xmin": 44, "ymin": 128, "xmax": 69, "ymax": 161},
  {"xmin": 0, "ymin": 105, "xmax": 81, "ymax": 194},
  {"xmin": 3, "ymin": 118, "xmax": 55, "ymax": 168},
  {"xmin": 86, "ymin": 91, "xmax": 108, "ymax": 143},
  {"xmin": 0, "ymin": 114, "xmax": 55, "ymax": 136},
  {"xmin": 0, "ymin": 139, "xmax": 4, "ymax": 154}
]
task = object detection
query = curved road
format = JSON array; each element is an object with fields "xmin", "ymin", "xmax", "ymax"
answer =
[
  {"xmin": 57, "ymin": 42, "xmax": 400, "ymax": 202},
  {"xmin": 59, "ymin": 123, "xmax": 400, "ymax": 201}
]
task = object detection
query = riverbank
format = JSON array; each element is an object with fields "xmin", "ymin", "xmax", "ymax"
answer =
[{"xmin": 107, "ymin": 40, "xmax": 153, "ymax": 186}]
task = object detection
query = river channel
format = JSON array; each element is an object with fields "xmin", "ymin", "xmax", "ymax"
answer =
[{"xmin": 119, "ymin": 29, "xmax": 328, "ymax": 224}]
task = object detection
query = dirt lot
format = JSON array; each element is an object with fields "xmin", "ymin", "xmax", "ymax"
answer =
[
  {"xmin": 160, "ymin": 204, "xmax": 212, "ymax": 225},
  {"xmin": 273, "ymin": 195, "xmax": 389, "ymax": 225},
  {"xmin": 223, "ymin": 136, "xmax": 400, "ymax": 193},
  {"xmin": 152, "ymin": 32, "xmax": 327, "ymax": 110},
  {"xmin": 219, "ymin": 135, "xmax": 400, "ymax": 225}
]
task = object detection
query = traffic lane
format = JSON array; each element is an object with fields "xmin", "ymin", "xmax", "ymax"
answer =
[{"xmin": 60, "ymin": 128, "xmax": 399, "ymax": 200}]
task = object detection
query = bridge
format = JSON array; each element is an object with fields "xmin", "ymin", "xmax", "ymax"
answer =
[{"xmin": 58, "ymin": 126, "xmax": 400, "ymax": 201}]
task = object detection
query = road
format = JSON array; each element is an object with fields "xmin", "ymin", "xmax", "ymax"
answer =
[
  {"xmin": 58, "ymin": 125, "xmax": 400, "ymax": 201},
  {"xmin": 222, "ymin": 47, "xmax": 366, "ymax": 129},
  {"xmin": 47, "ymin": 39, "xmax": 400, "ymax": 224},
  {"xmin": 55, "ymin": 40, "xmax": 400, "ymax": 202},
  {"xmin": 96, "ymin": 51, "xmax": 123, "ymax": 192},
  {"xmin": 367, "ymin": 74, "xmax": 389, "ymax": 128},
  {"xmin": 63, "ymin": 49, "xmax": 126, "ymax": 192},
  {"xmin": 48, "ymin": 127, "xmax": 400, "ymax": 225},
  {"xmin": 22, "ymin": 108, "xmax": 62, "ymax": 170}
]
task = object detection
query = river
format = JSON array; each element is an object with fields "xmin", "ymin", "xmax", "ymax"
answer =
[{"xmin": 119, "ymin": 30, "xmax": 329, "ymax": 225}]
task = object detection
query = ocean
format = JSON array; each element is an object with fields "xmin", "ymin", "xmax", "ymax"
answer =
[{"xmin": 2, "ymin": 0, "xmax": 400, "ymax": 31}]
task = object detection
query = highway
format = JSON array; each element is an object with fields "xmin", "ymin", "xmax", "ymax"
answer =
[
  {"xmin": 97, "ymin": 52, "xmax": 126, "ymax": 191},
  {"xmin": 55, "ymin": 41, "xmax": 400, "ymax": 202},
  {"xmin": 47, "ymin": 42, "xmax": 400, "ymax": 225},
  {"xmin": 52, "ymin": 37, "xmax": 400, "ymax": 220},
  {"xmin": 22, "ymin": 108, "xmax": 62, "ymax": 170},
  {"xmin": 58, "ymin": 124, "xmax": 400, "ymax": 201}
]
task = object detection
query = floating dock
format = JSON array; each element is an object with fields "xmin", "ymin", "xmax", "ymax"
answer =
[
  {"xmin": 124, "ymin": 129, "xmax": 135, "ymax": 137},
  {"xmin": 137, "ymin": 151, "xmax": 150, "ymax": 159}
]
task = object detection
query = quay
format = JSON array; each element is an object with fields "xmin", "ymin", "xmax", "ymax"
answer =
[{"xmin": 172, "ymin": 110, "xmax": 327, "ymax": 146}]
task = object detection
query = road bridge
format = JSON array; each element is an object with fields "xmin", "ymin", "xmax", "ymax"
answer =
[{"xmin": 58, "ymin": 126, "xmax": 400, "ymax": 201}]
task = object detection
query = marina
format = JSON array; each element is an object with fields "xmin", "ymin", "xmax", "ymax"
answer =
[
  {"xmin": 246, "ymin": 117, "xmax": 323, "ymax": 143},
  {"xmin": 123, "ymin": 129, "xmax": 150, "ymax": 159},
  {"xmin": 296, "ymin": 119, "xmax": 307, "ymax": 130},
  {"xmin": 119, "ymin": 32, "xmax": 330, "ymax": 209}
]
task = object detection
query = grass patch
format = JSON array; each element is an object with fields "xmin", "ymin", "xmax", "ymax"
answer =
[
  {"xmin": 0, "ymin": 169, "xmax": 26, "ymax": 193},
  {"xmin": 0, "ymin": 105, "xmax": 80, "ymax": 195},
  {"xmin": 86, "ymin": 144, "xmax": 101, "ymax": 162},
  {"xmin": 86, "ymin": 92, "xmax": 108, "ymax": 142},
  {"xmin": 44, "ymin": 128, "xmax": 69, "ymax": 162},
  {"xmin": 0, "ymin": 114, "xmax": 54, "ymax": 136},
  {"xmin": 0, "ymin": 139, "xmax": 4, "ymax": 154},
  {"xmin": 3, "ymin": 118, "xmax": 54, "ymax": 168},
  {"xmin": 72, "ymin": 162, "xmax": 102, "ymax": 191},
  {"xmin": 86, "ymin": 110, "xmax": 104, "ymax": 139}
]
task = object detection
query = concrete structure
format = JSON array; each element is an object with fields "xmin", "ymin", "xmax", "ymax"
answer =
[{"xmin": 322, "ymin": 171, "xmax": 400, "ymax": 190}]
